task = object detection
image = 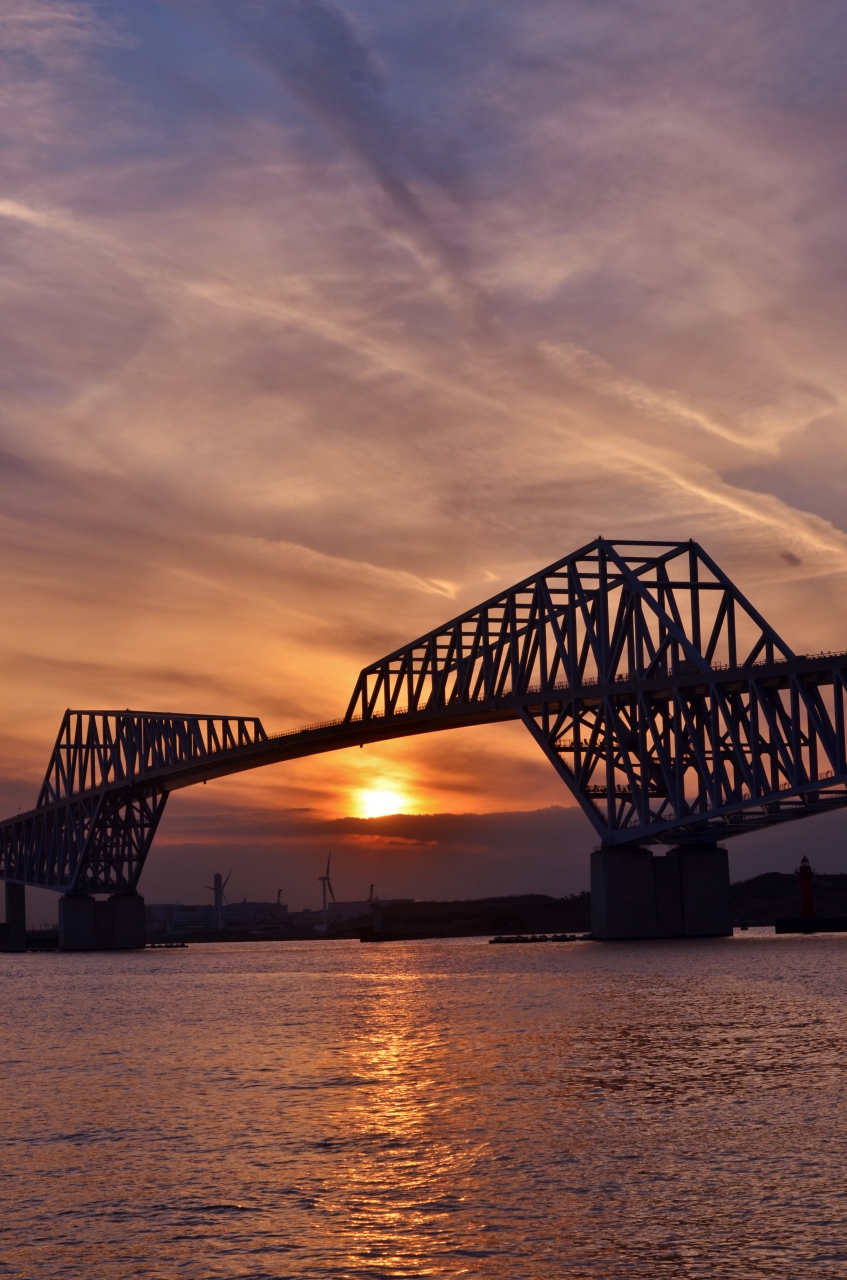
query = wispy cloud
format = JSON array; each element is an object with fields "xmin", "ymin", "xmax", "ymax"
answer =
[{"xmin": 4, "ymin": 0, "xmax": 847, "ymax": 891}]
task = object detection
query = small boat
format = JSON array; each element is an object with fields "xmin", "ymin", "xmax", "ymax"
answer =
[
  {"xmin": 489, "ymin": 932, "xmax": 587, "ymax": 944},
  {"xmin": 489, "ymin": 934, "xmax": 550, "ymax": 945}
]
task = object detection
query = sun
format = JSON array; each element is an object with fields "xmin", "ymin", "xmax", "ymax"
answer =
[{"xmin": 358, "ymin": 787, "xmax": 408, "ymax": 819}]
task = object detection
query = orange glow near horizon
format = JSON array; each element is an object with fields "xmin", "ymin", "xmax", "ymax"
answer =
[
  {"xmin": 4, "ymin": 0, "xmax": 847, "ymax": 862},
  {"xmin": 356, "ymin": 787, "xmax": 412, "ymax": 819}
]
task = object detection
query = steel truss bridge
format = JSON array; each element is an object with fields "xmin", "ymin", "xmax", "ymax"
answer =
[{"xmin": 3, "ymin": 537, "xmax": 847, "ymax": 898}]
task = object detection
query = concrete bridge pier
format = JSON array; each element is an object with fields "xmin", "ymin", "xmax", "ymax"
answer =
[
  {"xmin": 591, "ymin": 845, "xmax": 732, "ymax": 939},
  {"xmin": 1, "ymin": 882, "xmax": 27, "ymax": 952},
  {"xmin": 59, "ymin": 893, "xmax": 146, "ymax": 951},
  {"xmin": 111, "ymin": 893, "xmax": 146, "ymax": 949}
]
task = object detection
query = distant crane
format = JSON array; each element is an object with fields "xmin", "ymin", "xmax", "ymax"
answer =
[
  {"xmin": 318, "ymin": 854, "xmax": 335, "ymax": 930},
  {"xmin": 206, "ymin": 870, "xmax": 231, "ymax": 931}
]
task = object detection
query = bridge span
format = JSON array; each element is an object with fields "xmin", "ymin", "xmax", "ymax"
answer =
[{"xmin": 3, "ymin": 538, "xmax": 847, "ymax": 948}]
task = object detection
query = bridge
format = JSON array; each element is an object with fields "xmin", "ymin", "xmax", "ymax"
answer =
[{"xmin": 3, "ymin": 537, "xmax": 847, "ymax": 948}]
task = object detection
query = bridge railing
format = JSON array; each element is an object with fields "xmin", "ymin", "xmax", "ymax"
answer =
[{"xmin": 265, "ymin": 650, "xmax": 847, "ymax": 744}]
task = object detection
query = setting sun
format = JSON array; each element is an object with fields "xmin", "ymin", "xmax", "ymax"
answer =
[{"xmin": 357, "ymin": 788, "xmax": 409, "ymax": 819}]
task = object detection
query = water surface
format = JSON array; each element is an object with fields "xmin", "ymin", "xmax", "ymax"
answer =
[{"xmin": 2, "ymin": 932, "xmax": 847, "ymax": 1277}]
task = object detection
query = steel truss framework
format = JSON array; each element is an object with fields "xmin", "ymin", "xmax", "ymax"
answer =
[
  {"xmin": 4, "ymin": 538, "xmax": 847, "ymax": 894},
  {"xmin": 0, "ymin": 715, "xmax": 267, "ymax": 894}
]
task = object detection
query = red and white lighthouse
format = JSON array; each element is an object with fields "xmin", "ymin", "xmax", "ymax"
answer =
[{"xmin": 795, "ymin": 855, "xmax": 815, "ymax": 919}]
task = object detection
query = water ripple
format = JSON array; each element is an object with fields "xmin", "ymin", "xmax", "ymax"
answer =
[{"xmin": 3, "ymin": 934, "xmax": 847, "ymax": 1277}]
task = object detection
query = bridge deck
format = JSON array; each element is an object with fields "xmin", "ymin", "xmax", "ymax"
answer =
[
  {"xmin": 4, "ymin": 536, "xmax": 847, "ymax": 894},
  {"xmin": 4, "ymin": 649, "xmax": 847, "ymax": 825}
]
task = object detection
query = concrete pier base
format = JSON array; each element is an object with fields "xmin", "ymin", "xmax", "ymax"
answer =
[
  {"xmin": 591, "ymin": 846, "xmax": 731, "ymax": 939},
  {"xmin": 59, "ymin": 893, "xmax": 146, "ymax": 951},
  {"xmin": 96, "ymin": 900, "xmax": 114, "ymax": 949},
  {"xmin": 1, "ymin": 882, "xmax": 27, "ymax": 952},
  {"xmin": 110, "ymin": 894, "xmax": 146, "ymax": 949},
  {"xmin": 59, "ymin": 895, "xmax": 97, "ymax": 951},
  {"xmin": 678, "ymin": 848, "xmax": 732, "ymax": 937},
  {"xmin": 590, "ymin": 847, "xmax": 657, "ymax": 938}
]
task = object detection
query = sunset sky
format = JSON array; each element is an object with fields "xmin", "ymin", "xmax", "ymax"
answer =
[{"xmin": 4, "ymin": 1, "xmax": 847, "ymax": 919}]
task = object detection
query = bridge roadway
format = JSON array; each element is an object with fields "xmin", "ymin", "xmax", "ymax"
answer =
[
  {"xmin": 3, "ymin": 538, "xmax": 847, "ymax": 947},
  {"xmin": 10, "ymin": 647, "xmax": 847, "ymax": 805}
]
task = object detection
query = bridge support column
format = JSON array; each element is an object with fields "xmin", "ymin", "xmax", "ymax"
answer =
[
  {"xmin": 1, "ymin": 882, "xmax": 27, "ymax": 952},
  {"xmin": 59, "ymin": 895, "xmax": 97, "ymax": 951},
  {"xmin": 677, "ymin": 846, "xmax": 732, "ymax": 937},
  {"xmin": 591, "ymin": 848, "xmax": 658, "ymax": 939},
  {"xmin": 654, "ymin": 853, "xmax": 683, "ymax": 936},
  {"xmin": 60, "ymin": 893, "xmax": 146, "ymax": 951},
  {"xmin": 592, "ymin": 845, "xmax": 731, "ymax": 939},
  {"xmin": 110, "ymin": 894, "xmax": 146, "ymax": 949}
]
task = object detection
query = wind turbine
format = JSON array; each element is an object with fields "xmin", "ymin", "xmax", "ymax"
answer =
[
  {"xmin": 206, "ymin": 870, "xmax": 231, "ymax": 931},
  {"xmin": 318, "ymin": 853, "xmax": 335, "ymax": 930}
]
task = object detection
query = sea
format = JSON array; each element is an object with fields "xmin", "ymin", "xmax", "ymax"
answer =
[{"xmin": 2, "ymin": 931, "xmax": 847, "ymax": 1279}]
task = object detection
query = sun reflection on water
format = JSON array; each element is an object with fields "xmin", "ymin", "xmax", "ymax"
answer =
[{"xmin": 321, "ymin": 964, "xmax": 489, "ymax": 1274}]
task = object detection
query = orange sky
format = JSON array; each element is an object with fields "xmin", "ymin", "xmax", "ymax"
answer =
[{"xmin": 4, "ymin": 1, "xmax": 847, "ymax": 916}]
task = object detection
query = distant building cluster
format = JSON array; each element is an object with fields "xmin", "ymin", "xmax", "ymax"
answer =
[
  {"xmin": 146, "ymin": 900, "xmax": 290, "ymax": 937},
  {"xmin": 145, "ymin": 896, "xmax": 411, "ymax": 938}
]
